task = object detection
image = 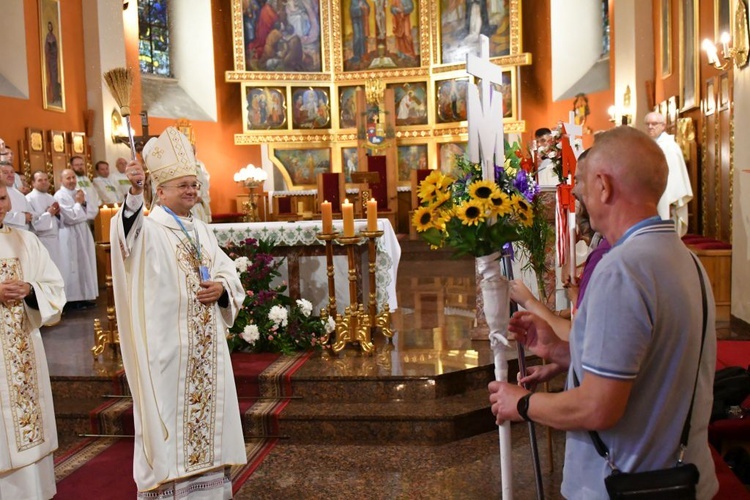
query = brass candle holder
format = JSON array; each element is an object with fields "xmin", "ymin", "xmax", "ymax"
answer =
[
  {"xmin": 91, "ymin": 243, "xmax": 120, "ymax": 360},
  {"xmin": 316, "ymin": 231, "xmax": 340, "ymax": 319},
  {"xmin": 359, "ymin": 229, "xmax": 392, "ymax": 339},
  {"xmin": 330, "ymin": 234, "xmax": 374, "ymax": 354}
]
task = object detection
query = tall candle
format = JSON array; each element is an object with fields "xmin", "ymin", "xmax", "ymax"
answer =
[
  {"xmin": 297, "ymin": 201, "xmax": 305, "ymax": 214},
  {"xmin": 101, "ymin": 206, "xmax": 112, "ymax": 243},
  {"xmin": 342, "ymin": 198, "xmax": 354, "ymax": 237},
  {"xmin": 366, "ymin": 198, "xmax": 378, "ymax": 232},
  {"xmin": 321, "ymin": 200, "xmax": 333, "ymax": 234}
]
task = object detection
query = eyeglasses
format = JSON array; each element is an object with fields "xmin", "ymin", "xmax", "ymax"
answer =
[
  {"xmin": 644, "ymin": 121, "xmax": 665, "ymax": 127},
  {"xmin": 161, "ymin": 182, "xmax": 201, "ymax": 192}
]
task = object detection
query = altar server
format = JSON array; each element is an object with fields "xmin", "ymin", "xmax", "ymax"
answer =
[
  {"xmin": 0, "ymin": 184, "xmax": 65, "ymax": 499},
  {"xmin": 1, "ymin": 163, "xmax": 32, "ymax": 231},
  {"xmin": 111, "ymin": 127, "xmax": 246, "ymax": 497},
  {"xmin": 54, "ymin": 169, "xmax": 98, "ymax": 307}
]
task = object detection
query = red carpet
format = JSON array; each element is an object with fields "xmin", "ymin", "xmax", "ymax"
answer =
[{"xmin": 54, "ymin": 352, "xmax": 311, "ymax": 498}]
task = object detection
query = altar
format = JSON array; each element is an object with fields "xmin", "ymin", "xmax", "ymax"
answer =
[{"xmin": 211, "ymin": 219, "xmax": 401, "ymax": 314}]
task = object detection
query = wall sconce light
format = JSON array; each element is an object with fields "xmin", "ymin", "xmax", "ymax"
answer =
[{"xmin": 702, "ymin": 1, "xmax": 749, "ymax": 70}]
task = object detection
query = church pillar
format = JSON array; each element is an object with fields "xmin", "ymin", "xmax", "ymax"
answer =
[
  {"xmin": 612, "ymin": 0, "xmax": 654, "ymax": 126},
  {"xmin": 81, "ymin": 0, "xmax": 129, "ymax": 164}
]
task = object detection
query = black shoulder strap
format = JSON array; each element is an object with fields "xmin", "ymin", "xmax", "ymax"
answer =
[{"xmin": 573, "ymin": 253, "xmax": 709, "ymax": 465}]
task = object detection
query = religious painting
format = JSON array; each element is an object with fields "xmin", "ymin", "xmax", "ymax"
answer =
[
  {"xmin": 243, "ymin": 86, "xmax": 287, "ymax": 131},
  {"xmin": 241, "ymin": 0, "xmax": 323, "ymax": 72},
  {"xmin": 273, "ymin": 147, "xmax": 331, "ymax": 187},
  {"xmin": 69, "ymin": 132, "xmax": 85, "ymax": 155},
  {"xmin": 491, "ymin": 69, "xmax": 516, "ymax": 120},
  {"xmin": 438, "ymin": 141, "xmax": 467, "ymax": 174},
  {"xmin": 338, "ymin": 86, "xmax": 359, "ymax": 129},
  {"xmin": 39, "ymin": 0, "xmax": 65, "ymax": 112},
  {"xmin": 291, "ymin": 87, "xmax": 331, "ymax": 129},
  {"xmin": 340, "ymin": 0, "xmax": 421, "ymax": 72},
  {"xmin": 719, "ymin": 74, "xmax": 729, "ymax": 110},
  {"xmin": 435, "ymin": 78, "xmax": 468, "ymax": 123},
  {"xmin": 660, "ymin": 0, "xmax": 671, "ymax": 77},
  {"xmin": 715, "ymin": 0, "xmax": 731, "ymax": 41},
  {"xmin": 705, "ymin": 79, "xmax": 716, "ymax": 115},
  {"xmin": 439, "ymin": 0, "xmax": 510, "ymax": 65},
  {"xmin": 388, "ymin": 82, "xmax": 428, "ymax": 126},
  {"xmin": 679, "ymin": 0, "xmax": 699, "ymax": 111},
  {"xmin": 397, "ymin": 144, "xmax": 428, "ymax": 182},
  {"xmin": 341, "ymin": 147, "xmax": 359, "ymax": 182}
]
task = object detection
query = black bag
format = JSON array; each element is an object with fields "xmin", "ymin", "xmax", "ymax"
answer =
[
  {"xmin": 604, "ymin": 463, "xmax": 699, "ymax": 499},
  {"xmin": 711, "ymin": 366, "xmax": 750, "ymax": 421}
]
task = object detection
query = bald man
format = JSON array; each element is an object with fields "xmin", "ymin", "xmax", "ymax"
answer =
[
  {"xmin": 489, "ymin": 127, "xmax": 718, "ymax": 499},
  {"xmin": 54, "ymin": 169, "xmax": 98, "ymax": 309},
  {"xmin": 644, "ymin": 112, "xmax": 693, "ymax": 236}
]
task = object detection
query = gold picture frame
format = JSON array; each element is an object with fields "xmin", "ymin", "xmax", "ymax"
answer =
[
  {"xmin": 660, "ymin": 0, "xmax": 672, "ymax": 77},
  {"xmin": 679, "ymin": 0, "xmax": 699, "ymax": 111},
  {"xmin": 715, "ymin": 0, "xmax": 731, "ymax": 41},
  {"xmin": 270, "ymin": 145, "xmax": 332, "ymax": 189},
  {"xmin": 39, "ymin": 0, "xmax": 65, "ymax": 112}
]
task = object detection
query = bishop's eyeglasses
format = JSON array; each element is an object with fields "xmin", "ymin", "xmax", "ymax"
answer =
[{"xmin": 160, "ymin": 182, "xmax": 201, "ymax": 192}]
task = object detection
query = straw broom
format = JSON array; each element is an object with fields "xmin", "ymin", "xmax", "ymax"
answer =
[{"xmin": 103, "ymin": 67, "xmax": 137, "ymax": 160}]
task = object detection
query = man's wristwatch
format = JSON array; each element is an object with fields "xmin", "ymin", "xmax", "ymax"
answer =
[{"xmin": 517, "ymin": 393, "xmax": 533, "ymax": 422}]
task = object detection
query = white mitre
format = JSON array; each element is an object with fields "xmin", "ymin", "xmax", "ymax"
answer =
[{"xmin": 142, "ymin": 127, "xmax": 197, "ymax": 187}]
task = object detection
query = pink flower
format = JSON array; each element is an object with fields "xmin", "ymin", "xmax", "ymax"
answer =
[{"xmin": 268, "ymin": 335, "xmax": 273, "ymax": 340}]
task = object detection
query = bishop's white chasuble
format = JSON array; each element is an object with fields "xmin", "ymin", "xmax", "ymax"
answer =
[
  {"xmin": 110, "ymin": 204, "xmax": 247, "ymax": 494},
  {"xmin": 0, "ymin": 226, "xmax": 65, "ymax": 499}
]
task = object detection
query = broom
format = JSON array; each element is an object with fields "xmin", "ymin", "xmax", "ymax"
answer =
[{"xmin": 103, "ymin": 67, "xmax": 137, "ymax": 161}]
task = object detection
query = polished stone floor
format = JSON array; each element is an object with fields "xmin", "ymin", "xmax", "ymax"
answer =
[{"xmin": 40, "ymin": 240, "xmax": 741, "ymax": 498}]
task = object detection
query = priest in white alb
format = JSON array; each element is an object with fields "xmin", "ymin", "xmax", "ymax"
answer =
[
  {"xmin": 110, "ymin": 127, "xmax": 246, "ymax": 498},
  {"xmin": 1, "ymin": 163, "xmax": 32, "ymax": 231},
  {"xmin": 644, "ymin": 112, "xmax": 693, "ymax": 236},
  {"xmin": 0, "ymin": 184, "xmax": 66, "ymax": 500},
  {"xmin": 54, "ymin": 169, "xmax": 99, "ymax": 307},
  {"xmin": 26, "ymin": 171, "xmax": 64, "ymax": 273}
]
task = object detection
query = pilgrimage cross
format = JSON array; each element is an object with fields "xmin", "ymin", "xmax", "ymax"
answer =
[{"xmin": 467, "ymin": 35, "xmax": 506, "ymax": 182}]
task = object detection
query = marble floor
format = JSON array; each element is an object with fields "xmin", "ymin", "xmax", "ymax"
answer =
[{"xmin": 40, "ymin": 240, "xmax": 739, "ymax": 498}]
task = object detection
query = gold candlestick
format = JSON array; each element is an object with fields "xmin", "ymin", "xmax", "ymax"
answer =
[
  {"xmin": 92, "ymin": 243, "xmax": 120, "ymax": 360},
  {"xmin": 330, "ymin": 234, "xmax": 373, "ymax": 354},
  {"xmin": 316, "ymin": 231, "xmax": 340, "ymax": 319},
  {"xmin": 359, "ymin": 229, "xmax": 392, "ymax": 339}
]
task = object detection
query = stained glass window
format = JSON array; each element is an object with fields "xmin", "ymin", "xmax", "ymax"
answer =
[{"xmin": 138, "ymin": 0, "xmax": 171, "ymax": 77}]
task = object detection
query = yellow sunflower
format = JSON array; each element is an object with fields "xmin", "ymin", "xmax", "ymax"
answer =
[
  {"xmin": 412, "ymin": 206, "xmax": 440, "ymax": 232},
  {"xmin": 429, "ymin": 189, "xmax": 452, "ymax": 209},
  {"xmin": 468, "ymin": 180, "xmax": 499, "ymax": 207},
  {"xmin": 489, "ymin": 191, "xmax": 512, "ymax": 217},
  {"xmin": 417, "ymin": 170, "xmax": 453, "ymax": 203},
  {"xmin": 511, "ymin": 195, "xmax": 534, "ymax": 227},
  {"xmin": 456, "ymin": 200, "xmax": 486, "ymax": 226}
]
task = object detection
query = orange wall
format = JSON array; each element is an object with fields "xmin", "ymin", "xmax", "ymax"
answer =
[
  {"xmin": 519, "ymin": 0, "xmax": 614, "ymax": 150},
  {"xmin": 0, "ymin": 0, "xmax": 88, "ymax": 163},
  {"xmin": 1, "ymin": 0, "xmax": 262, "ymax": 215}
]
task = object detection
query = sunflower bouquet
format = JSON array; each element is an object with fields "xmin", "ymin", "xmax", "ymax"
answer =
[{"xmin": 412, "ymin": 142, "xmax": 539, "ymax": 258}]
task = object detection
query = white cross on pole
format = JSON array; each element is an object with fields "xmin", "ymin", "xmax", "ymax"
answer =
[{"xmin": 467, "ymin": 36, "xmax": 506, "ymax": 182}]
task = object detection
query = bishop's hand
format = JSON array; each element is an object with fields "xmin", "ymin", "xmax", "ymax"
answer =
[{"xmin": 126, "ymin": 160, "xmax": 146, "ymax": 194}]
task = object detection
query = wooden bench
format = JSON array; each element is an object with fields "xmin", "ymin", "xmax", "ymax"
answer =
[{"xmin": 683, "ymin": 235, "xmax": 732, "ymax": 323}]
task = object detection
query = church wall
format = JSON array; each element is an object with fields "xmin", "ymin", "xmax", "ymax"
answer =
[
  {"xmin": 519, "ymin": 0, "xmax": 614, "ymax": 149},
  {"xmin": 0, "ymin": 0, "xmax": 88, "ymax": 167},
  {"xmin": 731, "ymin": 62, "xmax": 750, "ymax": 323}
]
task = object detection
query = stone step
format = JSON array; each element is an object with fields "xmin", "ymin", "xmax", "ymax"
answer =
[{"xmin": 274, "ymin": 388, "xmax": 497, "ymax": 445}]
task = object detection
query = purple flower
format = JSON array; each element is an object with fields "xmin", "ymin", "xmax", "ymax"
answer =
[{"xmin": 512, "ymin": 169, "xmax": 540, "ymax": 202}]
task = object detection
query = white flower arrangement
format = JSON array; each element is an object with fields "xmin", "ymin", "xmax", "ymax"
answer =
[
  {"xmin": 234, "ymin": 256, "xmax": 250, "ymax": 274},
  {"xmin": 268, "ymin": 305, "xmax": 289, "ymax": 327},
  {"xmin": 241, "ymin": 324, "xmax": 260, "ymax": 344},
  {"xmin": 296, "ymin": 298, "xmax": 313, "ymax": 318}
]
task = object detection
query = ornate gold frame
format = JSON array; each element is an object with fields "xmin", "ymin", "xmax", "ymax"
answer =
[
  {"xmin": 268, "ymin": 143, "xmax": 333, "ymax": 190},
  {"xmin": 39, "ymin": 0, "xmax": 65, "ymax": 112},
  {"xmin": 228, "ymin": 0, "xmax": 526, "ymax": 154},
  {"xmin": 679, "ymin": 0, "xmax": 700, "ymax": 111},
  {"xmin": 660, "ymin": 0, "xmax": 672, "ymax": 77}
]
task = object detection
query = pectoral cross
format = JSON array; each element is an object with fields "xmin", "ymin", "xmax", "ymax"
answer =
[{"xmin": 466, "ymin": 35, "xmax": 506, "ymax": 182}]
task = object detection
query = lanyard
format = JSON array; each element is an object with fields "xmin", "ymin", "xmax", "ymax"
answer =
[{"xmin": 163, "ymin": 206, "xmax": 209, "ymax": 281}]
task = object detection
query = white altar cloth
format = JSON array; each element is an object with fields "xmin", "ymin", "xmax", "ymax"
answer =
[{"xmin": 211, "ymin": 219, "xmax": 401, "ymax": 313}]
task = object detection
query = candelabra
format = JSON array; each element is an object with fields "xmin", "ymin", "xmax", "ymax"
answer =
[{"xmin": 234, "ymin": 164, "xmax": 267, "ymax": 222}]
